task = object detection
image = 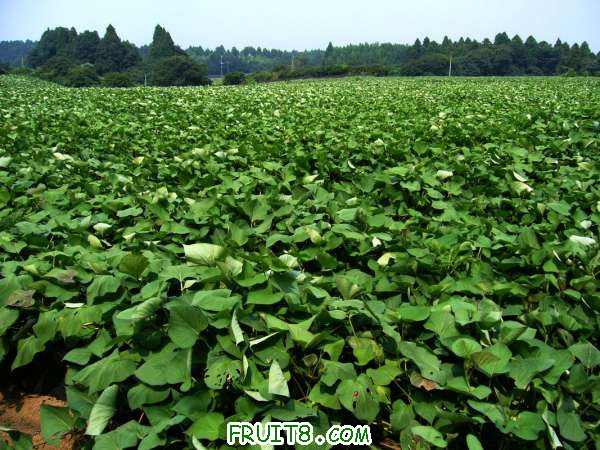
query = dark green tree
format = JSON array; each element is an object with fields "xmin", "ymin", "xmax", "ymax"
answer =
[
  {"xmin": 102, "ymin": 71, "xmax": 135, "ymax": 87},
  {"xmin": 27, "ymin": 27, "xmax": 77, "ymax": 67},
  {"xmin": 323, "ymin": 42, "xmax": 334, "ymax": 65},
  {"xmin": 37, "ymin": 55, "xmax": 74, "ymax": 80},
  {"xmin": 494, "ymin": 32, "xmax": 511, "ymax": 46},
  {"xmin": 64, "ymin": 63, "xmax": 100, "ymax": 87},
  {"xmin": 151, "ymin": 55, "xmax": 210, "ymax": 86},
  {"xmin": 95, "ymin": 25, "xmax": 140, "ymax": 74},
  {"xmin": 0, "ymin": 40, "xmax": 37, "ymax": 66},
  {"xmin": 223, "ymin": 71, "xmax": 245, "ymax": 85},
  {"xmin": 73, "ymin": 31, "xmax": 100, "ymax": 64},
  {"xmin": 149, "ymin": 25, "xmax": 186, "ymax": 65}
]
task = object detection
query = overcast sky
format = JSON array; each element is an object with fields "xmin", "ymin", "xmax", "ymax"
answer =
[{"xmin": 1, "ymin": 0, "xmax": 599, "ymax": 51}]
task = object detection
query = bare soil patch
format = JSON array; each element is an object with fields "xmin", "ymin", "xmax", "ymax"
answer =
[{"xmin": 0, "ymin": 391, "xmax": 76, "ymax": 449}]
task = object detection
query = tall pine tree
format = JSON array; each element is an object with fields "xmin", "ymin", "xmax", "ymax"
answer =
[
  {"xmin": 95, "ymin": 25, "xmax": 140, "ymax": 74},
  {"xmin": 149, "ymin": 25, "xmax": 185, "ymax": 65}
]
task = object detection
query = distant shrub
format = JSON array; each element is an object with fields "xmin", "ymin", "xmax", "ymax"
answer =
[
  {"xmin": 526, "ymin": 66, "xmax": 544, "ymax": 76},
  {"xmin": 364, "ymin": 65, "xmax": 391, "ymax": 77},
  {"xmin": 249, "ymin": 71, "xmax": 275, "ymax": 83},
  {"xmin": 37, "ymin": 55, "xmax": 74, "ymax": 81},
  {"xmin": 102, "ymin": 71, "xmax": 135, "ymax": 87},
  {"xmin": 152, "ymin": 56, "xmax": 210, "ymax": 87},
  {"xmin": 10, "ymin": 66, "xmax": 34, "ymax": 76},
  {"xmin": 223, "ymin": 71, "xmax": 246, "ymax": 85},
  {"xmin": 63, "ymin": 64, "xmax": 100, "ymax": 87},
  {"xmin": 0, "ymin": 63, "xmax": 8, "ymax": 75},
  {"xmin": 255, "ymin": 64, "xmax": 393, "ymax": 83}
]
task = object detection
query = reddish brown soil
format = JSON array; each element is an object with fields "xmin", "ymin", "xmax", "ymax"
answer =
[{"xmin": 0, "ymin": 391, "xmax": 76, "ymax": 449}]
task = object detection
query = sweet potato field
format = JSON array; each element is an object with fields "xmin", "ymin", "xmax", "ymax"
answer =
[{"xmin": 0, "ymin": 75, "xmax": 599, "ymax": 449}]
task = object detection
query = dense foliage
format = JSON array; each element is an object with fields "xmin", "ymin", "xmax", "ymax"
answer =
[
  {"xmin": 247, "ymin": 65, "xmax": 391, "ymax": 84},
  {"xmin": 188, "ymin": 34, "xmax": 600, "ymax": 76},
  {"xmin": 223, "ymin": 72, "xmax": 246, "ymax": 85},
  {"xmin": 63, "ymin": 64, "xmax": 101, "ymax": 88},
  {"xmin": 25, "ymin": 25, "xmax": 140, "ymax": 86},
  {"xmin": 2, "ymin": 31, "xmax": 599, "ymax": 82},
  {"xmin": 148, "ymin": 26, "xmax": 187, "ymax": 66},
  {"xmin": 13, "ymin": 25, "xmax": 207, "ymax": 87},
  {"xmin": 152, "ymin": 56, "xmax": 210, "ymax": 87},
  {"xmin": 0, "ymin": 75, "xmax": 599, "ymax": 449},
  {"xmin": 0, "ymin": 40, "xmax": 37, "ymax": 67}
]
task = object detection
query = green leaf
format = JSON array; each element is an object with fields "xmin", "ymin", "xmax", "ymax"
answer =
[
  {"xmin": 73, "ymin": 351, "xmax": 138, "ymax": 393},
  {"xmin": 557, "ymin": 397, "xmax": 586, "ymax": 442},
  {"xmin": 308, "ymin": 383, "xmax": 341, "ymax": 410},
  {"xmin": 127, "ymin": 385, "xmax": 170, "ymax": 410},
  {"xmin": 87, "ymin": 275, "xmax": 120, "ymax": 304},
  {"xmin": 569, "ymin": 341, "xmax": 600, "ymax": 368},
  {"xmin": 336, "ymin": 375, "xmax": 379, "ymax": 422},
  {"xmin": 398, "ymin": 342, "xmax": 442, "ymax": 381},
  {"xmin": 231, "ymin": 309, "xmax": 244, "ymax": 345},
  {"xmin": 466, "ymin": 434, "xmax": 483, "ymax": 450},
  {"xmin": 183, "ymin": 243, "xmax": 226, "ymax": 265},
  {"xmin": 204, "ymin": 356, "xmax": 242, "ymax": 389},
  {"xmin": 348, "ymin": 336, "xmax": 384, "ymax": 366},
  {"xmin": 135, "ymin": 345, "xmax": 191, "ymax": 386},
  {"xmin": 40, "ymin": 406, "xmax": 75, "ymax": 445},
  {"xmin": 398, "ymin": 304, "xmax": 430, "ymax": 322},
  {"xmin": 510, "ymin": 411, "xmax": 545, "ymax": 441},
  {"xmin": 188, "ymin": 412, "xmax": 224, "ymax": 441},
  {"xmin": 86, "ymin": 385, "xmax": 119, "ymax": 436},
  {"xmin": 411, "ymin": 425, "xmax": 447, "ymax": 448},
  {"xmin": 467, "ymin": 400, "xmax": 506, "ymax": 428},
  {"xmin": 321, "ymin": 360, "xmax": 357, "ymax": 387},
  {"xmin": 87, "ymin": 234, "xmax": 103, "ymax": 249},
  {"xmin": 547, "ymin": 201, "xmax": 570, "ymax": 216},
  {"xmin": 5, "ymin": 290, "xmax": 35, "ymax": 308},
  {"xmin": 0, "ymin": 308, "xmax": 19, "ymax": 336},
  {"xmin": 424, "ymin": 310, "xmax": 459, "ymax": 339},
  {"xmin": 472, "ymin": 343, "xmax": 511, "ymax": 377},
  {"xmin": 117, "ymin": 206, "xmax": 143, "ymax": 218},
  {"xmin": 335, "ymin": 276, "xmax": 361, "ymax": 300},
  {"xmin": 139, "ymin": 433, "xmax": 166, "ymax": 450},
  {"xmin": 247, "ymin": 289, "xmax": 284, "ymax": 305},
  {"xmin": 268, "ymin": 360, "xmax": 289, "ymax": 397},
  {"xmin": 117, "ymin": 297, "xmax": 163, "ymax": 321},
  {"xmin": 508, "ymin": 355, "xmax": 555, "ymax": 389},
  {"xmin": 366, "ymin": 360, "xmax": 402, "ymax": 386},
  {"xmin": 166, "ymin": 303, "xmax": 208, "ymax": 348},
  {"xmin": 119, "ymin": 253, "xmax": 149, "ymax": 278},
  {"xmin": 12, "ymin": 336, "xmax": 43, "ymax": 370},
  {"xmin": 446, "ymin": 377, "xmax": 490, "ymax": 400},
  {"xmin": 450, "ymin": 337, "xmax": 482, "ymax": 358},
  {"xmin": 192, "ymin": 289, "xmax": 239, "ymax": 312},
  {"xmin": 92, "ymin": 421, "xmax": 147, "ymax": 450},
  {"xmin": 66, "ymin": 386, "xmax": 95, "ymax": 418},
  {"xmin": 390, "ymin": 400, "xmax": 414, "ymax": 432}
]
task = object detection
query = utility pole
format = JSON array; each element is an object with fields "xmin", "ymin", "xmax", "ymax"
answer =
[
  {"xmin": 144, "ymin": 73, "xmax": 147, "ymax": 87},
  {"xmin": 291, "ymin": 54, "xmax": 295, "ymax": 70},
  {"xmin": 220, "ymin": 56, "xmax": 224, "ymax": 77},
  {"xmin": 448, "ymin": 54, "xmax": 453, "ymax": 77}
]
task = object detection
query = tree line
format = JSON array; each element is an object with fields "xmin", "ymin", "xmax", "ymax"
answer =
[
  {"xmin": 0, "ymin": 25, "xmax": 211, "ymax": 87},
  {"xmin": 195, "ymin": 33, "xmax": 599, "ymax": 78},
  {"xmin": 1, "ymin": 27, "xmax": 599, "ymax": 86}
]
